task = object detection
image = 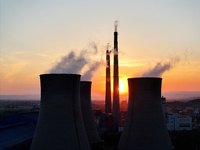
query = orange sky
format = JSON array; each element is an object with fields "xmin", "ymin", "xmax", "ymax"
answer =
[{"xmin": 1, "ymin": 1, "xmax": 200, "ymax": 101}]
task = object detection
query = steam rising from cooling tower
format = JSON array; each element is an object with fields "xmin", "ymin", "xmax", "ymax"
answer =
[
  {"xmin": 49, "ymin": 51, "xmax": 87, "ymax": 74},
  {"xmin": 81, "ymin": 61, "xmax": 101, "ymax": 81},
  {"xmin": 141, "ymin": 56, "xmax": 180, "ymax": 77},
  {"xmin": 47, "ymin": 42, "xmax": 102, "ymax": 81}
]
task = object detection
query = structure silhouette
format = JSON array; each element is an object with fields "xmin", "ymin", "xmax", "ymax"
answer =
[
  {"xmin": 118, "ymin": 77, "xmax": 173, "ymax": 150},
  {"xmin": 113, "ymin": 21, "xmax": 120, "ymax": 128},
  {"xmin": 30, "ymin": 74, "xmax": 91, "ymax": 150},
  {"xmin": 105, "ymin": 44, "xmax": 111, "ymax": 114},
  {"xmin": 80, "ymin": 81, "xmax": 102, "ymax": 149}
]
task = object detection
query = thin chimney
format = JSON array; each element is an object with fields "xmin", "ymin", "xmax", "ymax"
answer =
[
  {"xmin": 105, "ymin": 43, "xmax": 111, "ymax": 113},
  {"xmin": 113, "ymin": 21, "xmax": 120, "ymax": 128}
]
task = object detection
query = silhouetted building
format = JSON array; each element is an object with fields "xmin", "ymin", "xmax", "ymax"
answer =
[
  {"xmin": 118, "ymin": 77, "xmax": 173, "ymax": 150},
  {"xmin": 0, "ymin": 113, "xmax": 39, "ymax": 150},
  {"xmin": 162, "ymin": 97, "xmax": 192, "ymax": 131},
  {"xmin": 93, "ymin": 109, "xmax": 102, "ymax": 128},
  {"xmin": 30, "ymin": 74, "xmax": 91, "ymax": 150},
  {"xmin": 120, "ymin": 111, "xmax": 127, "ymax": 127},
  {"xmin": 80, "ymin": 81, "xmax": 102, "ymax": 149},
  {"xmin": 161, "ymin": 96, "xmax": 167, "ymax": 114}
]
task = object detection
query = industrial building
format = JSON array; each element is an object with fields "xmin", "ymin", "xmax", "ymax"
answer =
[
  {"xmin": 0, "ymin": 112, "xmax": 39, "ymax": 150},
  {"xmin": 162, "ymin": 97, "xmax": 192, "ymax": 131}
]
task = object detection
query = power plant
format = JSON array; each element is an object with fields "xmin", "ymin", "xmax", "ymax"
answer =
[
  {"xmin": 80, "ymin": 81, "xmax": 102, "ymax": 149},
  {"xmin": 118, "ymin": 77, "xmax": 173, "ymax": 150},
  {"xmin": 105, "ymin": 44, "xmax": 111, "ymax": 114},
  {"xmin": 30, "ymin": 74, "xmax": 91, "ymax": 150},
  {"xmin": 29, "ymin": 24, "xmax": 173, "ymax": 150},
  {"xmin": 112, "ymin": 21, "xmax": 120, "ymax": 127}
]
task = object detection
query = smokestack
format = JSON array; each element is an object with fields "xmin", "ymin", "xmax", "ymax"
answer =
[
  {"xmin": 30, "ymin": 74, "xmax": 91, "ymax": 150},
  {"xmin": 105, "ymin": 44, "xmax": 111, "ymax": 113},
  {"xmin": 113, "ymin": 21, "xmax": 120, "ymax": 127},
  {"xmin": 80, "ymin": 81, "xmax": 102, "ymax": 149},
  {"xmin": 118, "ymin": 77, "xmax": 173, "ymax": 150}
]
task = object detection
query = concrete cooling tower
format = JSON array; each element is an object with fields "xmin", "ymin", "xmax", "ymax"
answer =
[
  {"xmin": 30, "ymin": 74, "xmax": 91, "ymax": 150},
  {"xmin": 80, "ymin": 81, "xmax": 102, "ymax": 149},
  {"xmin": 118, "ymin": 77, "xmax": 173, "ymax": 150}
]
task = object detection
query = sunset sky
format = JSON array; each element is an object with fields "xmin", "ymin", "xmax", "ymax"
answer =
[{"xmin": 1, "ymin": 0, "xmax": 200, "ymax": 101}]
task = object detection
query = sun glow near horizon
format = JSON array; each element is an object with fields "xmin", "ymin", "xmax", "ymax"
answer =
[
  {"xmin": 110, "ymin": 75, "xmax": 129, "ymax": 94},
  {"xmin": 119, "ymin": 78, "xmax": 128, "ymax": 94}
]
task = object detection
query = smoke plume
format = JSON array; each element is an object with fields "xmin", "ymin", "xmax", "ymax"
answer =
[
  {"xmin": 49, "ymin": 51, "xmax": 87, "ymax": 74},
  {"xmin": 81, "ymin": 61, "xmax": 101, "ymax": 80},
  {"xmin": 48, "ymin": 42, "xmax": 102, "ymax": 81},
  {"xmin": 141, "ymin": 56, "xmax": 180, "ymax": 77}
]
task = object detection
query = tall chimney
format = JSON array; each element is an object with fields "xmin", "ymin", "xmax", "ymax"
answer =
[
  {"xmin": 80, "ymin": 81, "xmax": 102, "ymax": 149},
  {"xmin": 113, "ymin": 21, "xmax": 120, "ymax": 127},
  {"xmin": 105, "ymin": 44, "xmax": 111, "ymax": 113},
  {"xmin": 30, "ymin": 74, "xmax": 91, "ymax": 150},
  {"xmin": 118, "ymin": 77, "xmax": 173, "ymax": 150}
]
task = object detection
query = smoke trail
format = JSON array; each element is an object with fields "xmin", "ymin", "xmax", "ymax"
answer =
[
  {"xmin": 141, "ymin": 56, "xmax": 180, "ymax": 77},
  {"xmin": 89, "ymin": 42, "xmax": 98, "ymax": 54},
  {"xmin": 48, "ymin": 42, "xmax": 102, "ymax": 81},
  {"xmin": 49, "ymin": 51, "xmax": 87, "ymax": 74},
  {"xmin": 81, "ymin": 61, "xmax": 102, "ymax": 81}
]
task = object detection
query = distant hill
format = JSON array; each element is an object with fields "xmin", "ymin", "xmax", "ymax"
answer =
[
  {"xmin": 162, "ymin": 91, "xmax": 200, "ymax": 101},
  {"xmin": 187, "ymin": 99, "xmax": 200, "ymax": 107},
  {"xmin": 166, "ymin": 99, "xmax": 200, "ymax": 110},
  {"xmin": 0, "ymin": 95, "xmax": 40, "ymax": 100}
]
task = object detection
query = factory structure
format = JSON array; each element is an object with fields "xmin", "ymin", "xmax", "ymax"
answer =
[
  {"xmin": 105, "ymin": 21, "xmax": 120, "ymax": 129},
  {"xmin": 162, "ymin": 97, "xmax": 192, "ymax": 131},
  {"xmin": 30, "ymin": 22, "xmax": 177, "ymax": 149},
  {"xmin": 80, "ymin": 81, "xmax": 102, "ymax": 149},
  {"xmin": 118, "ymin": 78, "xmax": 173, "ymax": 150},
  {"xmin": 1, "ymin": 21, "xmax": 195, "ymax": 150},
  {"xmin": 105, "ymin": 44, "xmax": 111, "ymax": 114},
  {"xmin": 112, "ymin": 21, "xmax": 120, "ymax": 128},
  {"xmin": 30, "ymin": 74, "xmax": 91, "ymax": 150}
]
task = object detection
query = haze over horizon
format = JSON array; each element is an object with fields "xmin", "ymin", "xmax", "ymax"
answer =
[{"xmin": 1, "ymin": 1, "xmax": 200, "ymax": 101}]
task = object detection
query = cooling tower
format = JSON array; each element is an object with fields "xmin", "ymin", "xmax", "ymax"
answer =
[
  {"xmin": 80, "ymin": 81, "xmax": 102, "ymax": 149},
  {"xmin": 30, "ymin": 74, "xmax": 91, "ymax": 150},
  {"xmin": 118, "ymin": 77, "xmax": 173, "ymax": 150}
]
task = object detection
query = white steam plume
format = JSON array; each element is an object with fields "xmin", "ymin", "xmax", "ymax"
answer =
[
  {"xmin": 81, "ymin": 61, "xmax": 101, "ymax": 81},
  {"xmin": 47, "ymin": 42, "xmax": 102, "ymax": 81},
  {"xmin": 141, "ymin": 56, "xmax": 180, "ymax": 77},
  {"xmin": 49, "ymin": 51, "xmax": 87, "ymax": 74}
]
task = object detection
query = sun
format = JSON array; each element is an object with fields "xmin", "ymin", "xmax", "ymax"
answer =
[
  {"xmin": 119, "ymin": 83, "xmax": 125, "ymax": 93},
  {"xmin": 119, "ymin": 80, "xmax": 128, "ymax": 94},
  {"xmin": 110, "ymin": 77, "xmax": 128, "ymax": 94}
]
